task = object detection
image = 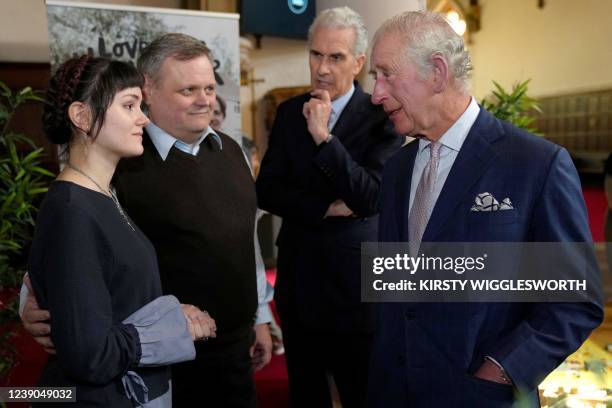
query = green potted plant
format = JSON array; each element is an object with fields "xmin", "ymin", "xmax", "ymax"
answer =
[
  {"xmin": 481, "ymin": 79, "xmax": 542, "ymax": 135},
  {"xmin": 0, "ymin": 81, "xmax": 54, "ymax": 382}
]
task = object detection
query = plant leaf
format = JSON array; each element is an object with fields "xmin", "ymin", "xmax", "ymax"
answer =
[
  {"xmin": 483, "ymin": 79, "xmax": 543, "ymax": 136},
  {"xmin": 30, "ymin": 166, "xmax": 55, "ymax": 177},
  {"xmin": 0, "ymin": 81, "xmax": 10, "ymax": 98}
]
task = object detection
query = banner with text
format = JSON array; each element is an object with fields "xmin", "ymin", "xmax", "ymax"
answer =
[{"xmin": 45, "ymin": 0, "xmax": 242, "ymax": 143}]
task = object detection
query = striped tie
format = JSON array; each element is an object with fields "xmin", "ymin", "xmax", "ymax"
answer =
[{"xmin": 408, "ymin": 142, "xmax": 441, "ymax": 257}]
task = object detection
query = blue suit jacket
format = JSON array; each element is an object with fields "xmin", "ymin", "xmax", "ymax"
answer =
[
  {"xmin": 368, "ymin": 108, "xmax": 603, "ymax": 407},
  {"xmin": 256, "ymin": 83, "xmax": 402, "ymax": 332}
]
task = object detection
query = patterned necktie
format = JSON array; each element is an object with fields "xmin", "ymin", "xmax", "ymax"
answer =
[{"xmin": 408, "ymin": 142, "xmax": 442, "ymax": 257}]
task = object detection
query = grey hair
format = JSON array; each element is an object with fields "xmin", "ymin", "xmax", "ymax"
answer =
[
  {"xmin": 308, "ymin": 6, "xmax": 368, "ymax": 56},
  {"xmin": 137, "ymin": 33, "xmax": 213, "ymax": 82},
  {"xmin": 373, "ymin": 11, "xmax": 472, "ymax": 92}
]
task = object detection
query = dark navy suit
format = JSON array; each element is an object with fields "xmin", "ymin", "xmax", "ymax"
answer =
[
  {"xmin": 257, "ymin": 83, "xmax": 402, "ymax": 407},
  {"xmin": 368, "ymin": 107, "xmax": 603, "ymax": 407}
]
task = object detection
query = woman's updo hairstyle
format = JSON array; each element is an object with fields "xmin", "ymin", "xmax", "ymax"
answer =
[{"xmin": 42, "ymin": 55, "xmax": 144, "ymax": 145}]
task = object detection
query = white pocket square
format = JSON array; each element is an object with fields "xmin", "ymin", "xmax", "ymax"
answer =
[{"xmin": 470, "ymin": 192, "xmax": 514, "ymax": 211}]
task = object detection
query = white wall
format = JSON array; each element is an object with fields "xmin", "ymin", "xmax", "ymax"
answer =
[
  {"xmin": 242, "ymin": 37, "xmax": 311, "ymax": 145},
  {"xmin": 468, "ymin": 0, "xmax": 612, "ymax": 99},
  {"xmin": 0, "ymin": 0, "xmax": 182, "ymax": 63},
  {"xmin": 0, "ymin": 1, "xmax": 50, "ymax": 62}
]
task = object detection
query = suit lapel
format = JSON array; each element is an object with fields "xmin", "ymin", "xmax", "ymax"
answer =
[
  {"xmin": 396, "ymin": 141, "xmax": 419, "ymax": 242},
  {"xmin": 330, "ymin": 82, "xmax": 367, "ymax": 139},
  {"xmin": 422, "ymin": 108, "xmax": 504, "ymax": 242}
]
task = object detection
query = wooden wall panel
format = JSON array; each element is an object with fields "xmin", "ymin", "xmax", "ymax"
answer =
[{"xmin": 535, "ymin": 89, "xmax": 612, "ymax": 173}]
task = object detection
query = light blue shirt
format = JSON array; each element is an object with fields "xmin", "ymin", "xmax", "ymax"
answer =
[
  {"xmin": 328, "ymin": 83, "xmax": 355, "ymax": 131},
  {"xmin": 145, "ymin": 121, "xmax": 272, "ymax": 324},
  {"xmin": 146, "ymin": 122, "xmax": 222, "ymax": 161},
  {"xmin": 122, "ymin": 295, "xmax": 194, "ymax": 407},
  {"xmin": 409, "ymin": 97, "xmax": 480, "ymax": 214}
]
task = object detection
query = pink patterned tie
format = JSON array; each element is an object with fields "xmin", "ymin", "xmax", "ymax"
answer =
[{"xmin": 409, "ymin": 142, "xmax": 441, "ymax": 257}]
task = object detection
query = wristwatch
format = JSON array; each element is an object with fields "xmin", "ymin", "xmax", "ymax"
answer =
[{"xmin": 325, "ymin": 133, "xmax": 334, "ymax": 143}]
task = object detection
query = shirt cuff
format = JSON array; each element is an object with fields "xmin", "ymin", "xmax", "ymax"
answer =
[
  {"xmin": 255, "ymin": 303, "xmax": 273, "ymax": 325},
  {"xmin": 122, "ymin": 295, "xmax": 196, "ymax": 366},
  {"xmin": 484, "ymin": 355, "xmax": 513, "ymax": 384}
]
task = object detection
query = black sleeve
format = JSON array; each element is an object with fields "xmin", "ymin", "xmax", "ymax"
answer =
[
  {"xmin": 256, "ymin": 102, "xmax": 332, "ymax": 222},
  {"xmin": 312, "ymin": 118, "xmax": 403, "ymax": 216},
  {"xmin": 33, "ymin": 203, "xmax": 141, "ymax": 385}
]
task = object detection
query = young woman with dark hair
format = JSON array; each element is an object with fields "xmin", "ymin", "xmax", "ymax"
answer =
[{"xmin": 28, "ymin": 55, "xmax": 216, "ymax": 407}]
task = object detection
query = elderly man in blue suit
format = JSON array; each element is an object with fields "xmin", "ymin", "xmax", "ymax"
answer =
[{"xmin": 367, "ymin": 11, "xmax": 603, "ymax": 407}]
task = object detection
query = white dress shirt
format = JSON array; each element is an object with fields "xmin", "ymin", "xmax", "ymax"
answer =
[{"xmin": 409, "ymin": 97, "xmax": 480, "ymax": 214}]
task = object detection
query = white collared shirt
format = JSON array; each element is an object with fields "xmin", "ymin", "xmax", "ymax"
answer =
[
  {"xmin": 408, "ymin": 97, "xmax": 480, "ymax": 213},
  {"xmin": 146, "ymin": 122, "xmax": 223, "ymax": 161}
]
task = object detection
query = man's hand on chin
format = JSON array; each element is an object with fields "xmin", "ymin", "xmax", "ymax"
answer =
[{"xmin": 303, "ymin": 89, "xmax": 332, "ymax": 145}]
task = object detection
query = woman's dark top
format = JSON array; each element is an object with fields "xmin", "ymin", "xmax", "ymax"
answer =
[{"xmin": 28, "ymin": 181, "xmax": 170, "ymax": 407}]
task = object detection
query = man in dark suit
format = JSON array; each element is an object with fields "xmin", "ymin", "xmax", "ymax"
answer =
[
  {"xmin": 256, "ymin": 7, "xmax": 402, "ymax": 408},
  {"xmin": 367, "ymin": 11, "xmax": 603, "ymax": 407}
]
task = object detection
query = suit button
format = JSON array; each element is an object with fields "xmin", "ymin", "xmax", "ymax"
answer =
[
  {"xmin": 404, "ymin": 311, "xmax": 416, "ymax": 320},
  {"xmin": 398, "ymin": 355, "xmax": 406, "ymax": 366}
]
